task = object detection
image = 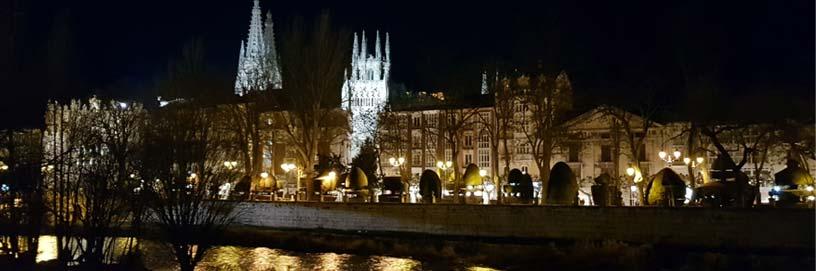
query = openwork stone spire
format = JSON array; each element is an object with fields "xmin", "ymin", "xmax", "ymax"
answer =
[
  {"xmin": 234, "ymin": 0, "xmax": 281, "ymax": 96},
  {"xmin": 342, "ymin": 30, "xmax": 391, "ymax": 159},
  {"xmin": 264, "ymin": 10, "xmax": 282, "ymax": 89}
]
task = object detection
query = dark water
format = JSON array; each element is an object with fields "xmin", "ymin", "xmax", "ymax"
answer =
[{"xmin": 32, "ymin": 236, "xmax": 500, "ymax": 270}]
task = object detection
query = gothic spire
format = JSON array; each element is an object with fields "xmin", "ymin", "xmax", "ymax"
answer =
[
  {"xmin": 235, "ymin": 0, "xmax": 276, "ymax": 95},
  {"xmin": 352, "ymin": 32, "xmax": 359, "ymax": 79},
  {"xmin": 361, "ymin": 30, "xmax": 367, "ymax": 60},
  {"xmin": 352, "ymin": 32, "xmax": 358, "ymax": 59},
  {"xmin": 263, "ymin": 10, "xmax": 282, "ymax": 89},
  {"xmin": 375, "ymin": 30, "xmax": 381, "ymax": 60},
  {"xmin": 385, "ymin": 32, "xmax": 390, "ymax": 62}
]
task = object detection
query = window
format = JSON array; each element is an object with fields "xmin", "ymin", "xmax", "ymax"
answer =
[
  {"xmin": 516, "ymin": 144, "xmax": 530, "ymax": 155},
  {"xmin": 412, "ymin": 115, "xmax": 421, "ymax": 127},
  {"xmin": 445, "ymin": 149, "xmax": 452, "ymax": 162},
  {"xmin": 478, "ymin": 149, "xmax": 490, "ymax": 168},
  {"xmin": 426, "ymin": 136, "xmax": 437, "ymax": 148},
  {"xmin": 465, "ymin": 153, "xmax": 473, "ymax": 165},
  {"xmin": 480, "ymin": 112, "xmax": 490, "ymax": 123},
  {"xmin": 412, "ymin": 135, "xmax": 421, "ymax": 149},
  {"xmin": 601, "ymin": 145, "xmax": 612, "ymax": 162},
  {"xmin": 478, "ymin": 134, "xmax": 489, "ymax": 148},
  {"xmin": 426, "ymin": 114, "xmax": 437, "ymax": 128},
  {"xmin": 521, "ymin": 166, "xmax": 529, "ymax": 174},
  {"xmin": 568, "ymin": 143, "xmax": 580, "ymax": 162},
  {"xmin": 464, "ymin": 133, "xmax": 473, "ymax": 148},
  {"xmin": 412, "ymin": 150, "xmax": 422, "ymax": 165},
  {"xmin": 425, "ymin": 153, "xmax": 436, "ymax": 168}
]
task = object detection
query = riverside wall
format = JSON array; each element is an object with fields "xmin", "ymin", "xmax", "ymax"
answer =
[{"xmin": 232, "ymin": 201, "xmax": 814, "ymax": 250}]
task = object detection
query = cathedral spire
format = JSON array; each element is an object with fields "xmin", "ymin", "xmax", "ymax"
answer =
[
  {"xmin": 385, "ymin": 32, "xmax": 390, "ymax": 62},
  {"xmin": 375, "ymin": 30, "xmax": 381, "ymax": 60},
  {"xmin": 235, "ymin": 0, "xmax": 279, "ymax": 95},
  {"xmin": 352, "ymin": 33, "xmax": 359, "ymax": 79},
  {"xmin": 352, "ymin": 32, "xmax": 359, "ymax": 60},
  {"xmin": 264, "ymin": 10, "xmax": 282, "ymax": 89},
  {"xmin": 361, "ymin": 30, "xmax": 367, "ymax": 60}
]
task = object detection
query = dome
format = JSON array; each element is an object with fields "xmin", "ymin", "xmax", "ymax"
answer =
[
  {"xmin": 646, "ymin": 168, "xmax": 686, "ymax": 206},
  {"xmin": 462, "ymin": 164, "xmax": 483, "ymax": 187},
  {"xmin": 508, "ymin": 169, "xmax": 524, "ymax": 186},
  {"xmin": 344, "ymin": 167, "xmax": 368, "ymax": 190},
  {"xmin": 382, "ymin": 176, "xmax": 404, "ymax": 193},
  {"xmin": 419, "ymin": 169, "xmax": 441, "ymax": 199},
  {"xmin": 774, "ymin": 161, "xmax": 814, "ymax": 187},
  {"xmin": 546, "ymin": 162, "xmax": 577, "ymax": 204},
  {"xmin": 315, "ymin": 170, "xmax": 338, "ymax": 191}
]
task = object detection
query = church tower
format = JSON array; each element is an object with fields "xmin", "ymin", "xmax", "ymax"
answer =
[
  {"xmin": 234, "ymin": 0, "xmax": 282, "ymax": 96},
  {"xmin": 343, "ymin": 30, "xmax": 390, "ymax": 159}
]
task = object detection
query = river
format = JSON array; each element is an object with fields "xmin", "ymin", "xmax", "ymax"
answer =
[{"xmin": 31, "ymin": 235, "xmax": 501, "ymax": 270}]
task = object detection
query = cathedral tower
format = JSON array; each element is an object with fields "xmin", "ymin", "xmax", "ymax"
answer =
[
  {"xmin": 235, "ymin": 0, "xmax": 282, "ymax": 96},
  {"xmin": 343, "ymin": 30, "xmax": 390, "ymax": 159}
]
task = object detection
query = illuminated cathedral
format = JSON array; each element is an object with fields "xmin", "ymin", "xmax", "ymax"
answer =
[
  {"xmin": 234, "ymin": 0, "xmax": 282, "ymax": 96},
  {"xmin": 342, "ymin": 31, "xmax": 391, "ymax": 158},
  {"xmin": 234, "ymin": 1, "xmax": 391, "ymax": 159}
]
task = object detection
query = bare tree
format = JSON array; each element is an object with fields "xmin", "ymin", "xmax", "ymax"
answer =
[
  {"xmin": 0, "ymin": 129, "xmax": 44, "ymax": 268},
  {"xmin": 477, "ymin": 71, "xmax": 516, "ymax": 205},
  {"xmin": 598, "ymin": 103, "xmax": 659, "ymax": 199},
  {"xmin": 139, "ymin": 104, "xmax": 240, "ymax": 271},
  {"xmin": 429, "ymin": 101, "xmax": 480, "ymax": 204},
  {"xmin": 277, "ymin": 11, "xmax": 350, "ymax": 178},
  {"xmin": 376, "ymin": 105, "xmax": 412, "ymax": 179},
  {"xmin": 43, "ymin": 98, "xmax": 144, "ymax": 268},
  {"xmin": 517, "ymin": 72, "xmax": 573, "ymax": 204}
]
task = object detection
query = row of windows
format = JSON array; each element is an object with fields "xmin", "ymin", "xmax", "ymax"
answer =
[
  {"xmin": 598, "ymin": 144, "xmax": 647, "ymax": 162},
  {"xmin": 351, "ymin": 97, "xmax": 382, "ymax": 107}
]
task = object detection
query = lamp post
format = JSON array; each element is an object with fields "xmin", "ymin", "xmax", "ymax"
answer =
[
  {"xmin": 322, "ymin": 171, "xmax": 336, "ymax": 202},
  {"xmin": 223, "ymin": 161, "xmax": 238, "ymax": 170},
  {"xmin": 389, "ymin": 157, "xmax": 405, "ymax": 176},
  {"xmin": 281, "ymin": 163, "xmax": 297, "ymax": 201},
  {"xmin": 479, "ymin": 169, "xmax": 489, "ymax": 205},
  {"xmin": 683, "ymin": 156, "xmax": 705, "ymax": 187},
  {"xmin": 626, "ymin": 167, "xmax": 637, "ymax": 206},
  {"xmin": 436, "ymin": 161, "xmax": 453, "ymax": 198},
  {"xmin": 658, "ymin": 149, "xmax": 682, "ymax": 166}
]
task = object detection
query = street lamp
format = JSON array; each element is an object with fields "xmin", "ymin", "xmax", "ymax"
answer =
[
  {"xmin": 436, "ymin": 161, "xmax": 453, "ymax": 197},
  {"xmin": 389, "ymin": 157, "xmax": 405, "ymax": 176},
  {"xmin": 223, "ymin": 161, "xmax": 238, "ymax": 170},
  {"xmin": 683, "ymin": 157, "xmax": 705, "ymax": 168},
  {"xmin": 658, "ymin": 149, "xmax": 682, "ymax": 165},
  {"xmin": 626, "ymin": 167, "xmax": 636, "ymax": 206},
  {"xmin": 479, "ymin": 169, "xmax": 489, "ymax": 204},
  {"xmin": 683, "ymin": 156, "xmax": 705, "ymax": 186},
  {"xmin": 281, "ymin": 163, "xmax": 298, "ymax": 201}
]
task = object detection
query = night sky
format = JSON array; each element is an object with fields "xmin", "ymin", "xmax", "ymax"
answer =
[{"xmin": 2, "ymin": 0, "xmax": 813, "ymax": 128}]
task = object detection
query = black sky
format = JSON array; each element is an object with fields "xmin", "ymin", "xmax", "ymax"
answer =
[{"xmin": 2, "ymin": 0, "xmax": 813, "ymax": 128}]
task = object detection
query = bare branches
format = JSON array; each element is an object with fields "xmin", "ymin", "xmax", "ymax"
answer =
[{"xmin": 278, "ymin": 11, "xmax": 350, "ymax": 171}]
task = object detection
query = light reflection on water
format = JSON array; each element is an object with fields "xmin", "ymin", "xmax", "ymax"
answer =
[
  {"xmin": 191, "ymin": 246, "xmax": 426, "ymax": 271},
  {"xmin": 36, "ymin": 235, "xmax": 57, "ymax": 263},
  {"xmin": 30, "ymin": 235, "xmax": 500, "ymax": 270}
]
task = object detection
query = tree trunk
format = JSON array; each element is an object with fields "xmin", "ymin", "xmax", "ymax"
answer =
[{"xmin": 538, "ymin": 152, "xmax": 552, "ymax": 205}]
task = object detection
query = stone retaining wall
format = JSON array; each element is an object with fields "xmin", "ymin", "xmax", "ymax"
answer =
[{"xmin": 232, "ymin": 202, "xmax": 814, "ymax": 249}]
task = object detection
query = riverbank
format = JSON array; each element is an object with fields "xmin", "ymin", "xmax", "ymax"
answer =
[
  {"xmin": 232, "ymin": 201, "xmax": 815, "ymax": 250},
  {"xmin": 208, "ymin": 226, "xmax": 814, "ymax": 270},
  {"xmin": 8, "ymin": 202, "xmax": 814, "ymax": 270}
]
